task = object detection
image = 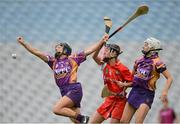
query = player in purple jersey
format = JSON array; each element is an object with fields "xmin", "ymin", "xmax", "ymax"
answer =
[
  {"xmin": 17, "ymin": 34, "xmax": 109, "ymax": 123},
  {"xmin": 120, "ymin": 37, "xmax": 173, "ymax": 123},
  {"xmin": 158, "ymin": 98, "xmax": 178, "ymax": 123}
]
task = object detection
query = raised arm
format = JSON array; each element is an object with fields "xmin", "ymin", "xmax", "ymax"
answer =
[
  {"xmin": 160, "ymin": 69, "xmax": 173, "ymax": 103},
  {"xmin": 17, "ymin": 36, "xmax": 48, "ymax": 62},
  {"xmin": 91, "ymin": 35, "xmax": 108, "ymax": 65},
  {"xmin": 84, "ymin": 34, "xmax": 108, "ymax": 57},
  {"xmin": 105, "ymin": 77, "xmax": 132, "ymax": 87},
  {"xmin": 92, "ymin": 44, "xmax": 104, "ymax": 65}
]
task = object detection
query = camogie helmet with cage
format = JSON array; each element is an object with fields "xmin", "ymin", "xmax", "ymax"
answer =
[
  {"xmin": 105, "ymin": 43, "xmax": 123, "ymax": 55},
  {"xmin": 142, "ymin": 37, "xmax": 163, "ymax": 56},
  {"xmin": 145, "ymin": 37, "xmax": 162, "ymax": 50},
  {"xmin": 57, "ymin": 42, "xmax": 72, "ymax": 55}
]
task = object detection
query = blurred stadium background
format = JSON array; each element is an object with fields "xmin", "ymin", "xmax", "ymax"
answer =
[{"xmin": 1, "ymin": 0, "xmax": 180, "ymax": 123}]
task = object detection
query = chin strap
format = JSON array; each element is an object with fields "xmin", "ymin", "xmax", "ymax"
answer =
[
  {"xmin": 142, "ymin": 48, "xmax": 163, "ymax": 57},
  {"xmin": 103, "ymin": 55, "xmax": 117, "ymax": 62},
  {"xmin": 54, "ymin": 52, "xmax": 63, "ymax": 58}
]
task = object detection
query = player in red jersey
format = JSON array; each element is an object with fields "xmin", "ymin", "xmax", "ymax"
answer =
[{"xmin": 89, "ymin": 43, "xmax": 133, "ymax": 123}]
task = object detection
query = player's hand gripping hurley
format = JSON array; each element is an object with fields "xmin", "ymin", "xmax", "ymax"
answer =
[{"xmin": 101, "ymin": 5, "xmax": 149, "ymax": 98}]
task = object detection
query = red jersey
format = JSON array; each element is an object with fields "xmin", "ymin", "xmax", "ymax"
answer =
[
  {"xmin": 97, "ymin": 60, "xmax": 133, "ymax": 120},
  {"xmin": 103, "ymin": 60, "xmax": 133, "ymax": 93}
]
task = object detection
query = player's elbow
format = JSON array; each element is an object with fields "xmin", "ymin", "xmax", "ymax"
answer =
[
  {"xmin": 93, "ymin": 58, "xmax": 102, "ymax": 65},
  {"xmin": 167, "ymin": 74, "xmax": 173, "ymax": 82},
  {"xmin": 84, "ymin": 49, "xmax": 94, "ymax": 57},
  {"xmin": 92, "ymin": 54, "xmax": 97, "ymax": 60},
  {"xmin": 169, "ymin": 76, "xmax": 173, "ymax": 84}
]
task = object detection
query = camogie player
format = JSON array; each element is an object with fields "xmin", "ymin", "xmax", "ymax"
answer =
[
  {"xmin": 120, "ymin": 37, "xmax": 173, "ymax": 123},
  {"xmin": 90, "ymin": 43, "xmax": 133, "ymax": 123},
  {"xmin": 17, "ymin": 34, "xmax": 109, "ymax": 123},
  {"xmin": 158, "ymin": 98, "xmax": 178, "ymax": 123}
]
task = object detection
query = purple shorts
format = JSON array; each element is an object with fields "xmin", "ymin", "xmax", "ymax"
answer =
[
  {"xmin": 127, "ymin": 86, "xmax": 155, "ymax": 109},
  {"xmin": 59, "ymin": 83, "xmax": 83, "ymax": 108}
]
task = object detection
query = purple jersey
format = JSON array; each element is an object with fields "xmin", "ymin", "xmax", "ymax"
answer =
[
  {"xmin": 46, "ymin": 51, "xmax": 86, "ymax": 87},
  {"xmin": 160, "ymin": 108, "xmax": 175, "ymax": 123},
  {"xmin": 133, "ymin": 54, "xmax": 166, "ymax": 90}
]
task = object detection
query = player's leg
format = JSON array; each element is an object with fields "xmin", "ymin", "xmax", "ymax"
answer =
[
  {"xmin": 53, "ymin": 95, "xmax": 89, "ymax": 123},
  {"xmin": 110, "ymin": 98, "xmax": 126, "ymax": 123},
  {"xmin": 69, "ymin": 107, "xmax": 80, "ymax": 123},
  {"xmin": 53, "ymin": 95, "xmax": 77, "ymax": 118},
  {"xmin": 120, "ymin": 102, "xmax": 136, "ymax": 123},
  {"xmin": 89, "ymin": 111, "xmax": 105, "ymax": 123},
  {"xmin": 54, "ymin": 83, "xmax": 89, "ymax": 123},
  {"xmin": 134, "ymin": 103, "xmax": 150, "ymax": 123},
  {"xmin": 110, "ymin": 118, "xmax": 120, "ymax": 123}
]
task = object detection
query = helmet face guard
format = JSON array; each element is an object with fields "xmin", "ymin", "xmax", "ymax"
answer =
[
  {"xmin": 142, "ymin": 48, "xmax": 163, "ymax": 56},
  {"xmin": 142, "ymin": 37, "xmax": 163, "ymax": 57},
  {"xmin": 62, "ymin": 43, "xmax": 72, "ymax": 55},
  {"xmin": 102, "ymin": 44, "xmax": 122, "ymax": 62},
  {"xmin": 105, "ymin": 44, "xmax": 123, "ymax": 55},
  {"xmin": 54, "ymin": 42, "xmax": 72, "ymax": 58},
  {"xmin": 57, "ymin": 43, "xmax": 72, "ymax": 55}
]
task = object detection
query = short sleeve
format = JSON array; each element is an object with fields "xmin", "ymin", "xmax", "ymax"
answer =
[
  {"xmin": 155, "ymin": 61, "xmax": 167, "ymax": 73},
  {"xmin": 46, "ymin": 55, "xmax": 55, "ymax": 70},
  {"xmin": 70, "ymin": 51, "xmax": 86, "ymax": 65},
  {"xmin": 121, "ymin": 66, "xmax": 133, "ymax": 82}
]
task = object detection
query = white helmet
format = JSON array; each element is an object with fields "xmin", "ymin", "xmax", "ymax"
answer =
[{"xmin": 144, "ymin": 37, "xmax": 162, "ymax": 50}]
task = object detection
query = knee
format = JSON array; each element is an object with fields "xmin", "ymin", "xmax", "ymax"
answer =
[
  {"xmin": 52, "ymin": 106, "xmax": 59, "ymax": 115},
  {"xmin": 52, "ymin": 105, "xmax": 62, "ymax": 115},
  {"xmin": 135, "ymin": 118, "xmax": 144, "ymax": 123},
  {"xmin": 110, "ymin": 119, "xmax": 120, "ymax": 123},
  {"xmin": 120, "ymin": 117, "xmax": 130, "ymax": 123},
  {"xmin": 120, "ymin": 119, "xmax": 125, "ymax": 123}
]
